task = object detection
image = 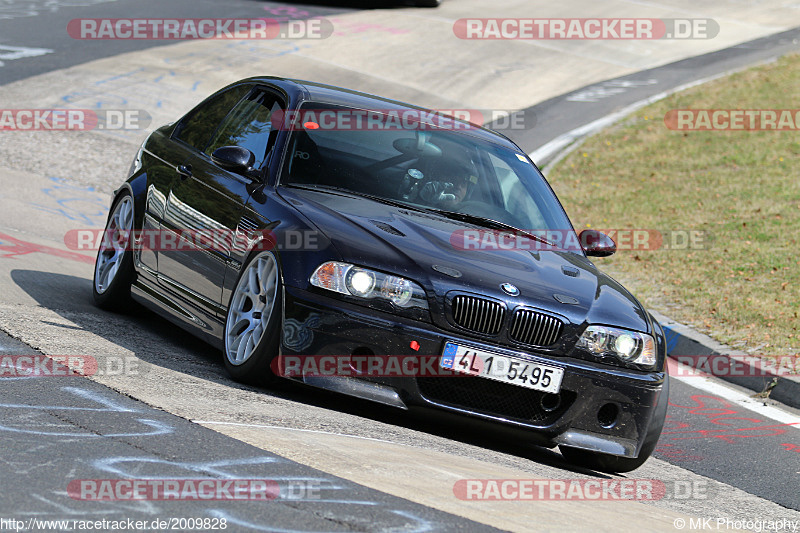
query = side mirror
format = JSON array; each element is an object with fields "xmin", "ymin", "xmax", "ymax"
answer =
[
  {"xmin": 211, "ymin": 146, "xmax": 256, "ymax": 176},
  {"xmin": 579, "ymin": 229, "xmax": 616, "ymax": 257}
]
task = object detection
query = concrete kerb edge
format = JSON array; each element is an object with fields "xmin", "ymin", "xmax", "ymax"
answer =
[
  {"xmin": 651, "ymin": 310, "xmax": 800, "ymax": 409},
  {"xmin": 527, "ymin": 58, "xmax": 800, "ymax": 410}
]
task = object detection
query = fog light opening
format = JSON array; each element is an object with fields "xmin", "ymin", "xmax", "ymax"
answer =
[
  {"xmin": 540, "ymin": 393, "xmax": 562, "ymax": 413},
  {"xmin": 597, "ymin": 403, "xmax": 619, "ymax": 428},
  {"xmin": 349, "ymin": 347, "xmax": 375, "ymax": 374}
]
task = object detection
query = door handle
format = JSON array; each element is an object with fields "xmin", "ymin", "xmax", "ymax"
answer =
[{"xmin": 177, "ymin": 164, "xmax": 192, "ymax": 179}]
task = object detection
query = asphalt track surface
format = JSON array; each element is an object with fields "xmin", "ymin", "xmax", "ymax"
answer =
[
  {"xmin": 0, "ymin": 332, "xmax": 496, "ymax": 531},
  {"xmin": 0, "ymin": 0, "xmax": 359, "ymax": 86},
  {"xmin": 1, "ymin": 0, "xmax": 800, "ymax": 531},
  {"xmin": 507, "ymin": 27, "xmax": 800, "ymax": 159}
]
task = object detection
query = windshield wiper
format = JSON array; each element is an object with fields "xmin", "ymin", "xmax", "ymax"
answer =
[
  {"xmin": 289, "ymin": 184, "xmax": 559, "ymax": 248},
  {"xmin": 432, "ymin": 210, "xmax": 558, "ymax": 248}
]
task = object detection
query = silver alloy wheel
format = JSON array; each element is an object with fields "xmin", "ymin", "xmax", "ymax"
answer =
[
  {"xmin": 225, "ymin": 253, "xmax": 279, "ymax": 366},
  {"xmin": 94, "ymin": 196, "xmax": 133, "ymax": 294}
]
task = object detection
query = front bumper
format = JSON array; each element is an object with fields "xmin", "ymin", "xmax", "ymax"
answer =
[{"xmin": 280, "ymin": 285, "xmax": 666, "ymax": 458}]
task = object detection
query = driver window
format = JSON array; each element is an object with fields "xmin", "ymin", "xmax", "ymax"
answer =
[
  {"xmin": 487, "ymin": 152, "xmax": 546, "ymax": 230},
  {"xmin": 173, "ymin": 84, "xmax": 251, "ymax": 152},
  {"xmin": 205, "ymin": 90, "xmax": 284, "ymax": 169}
]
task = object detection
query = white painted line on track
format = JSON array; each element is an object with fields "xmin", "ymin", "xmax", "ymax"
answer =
[
  {"xmin": 671, "ymin": 361, "xmax": 800, "ymax": 427},
  {"xmin": 528, "ymin": 74, "xmax": 727, "ymax": 167},
  {"xmin": 528, "ymin": 57, "xmax": 783, "ymax": 169}
]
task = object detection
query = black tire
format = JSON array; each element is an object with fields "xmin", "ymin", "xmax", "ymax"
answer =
[
  {"xmin": 223, "ymin": 251, "xmax": 283, "ymax": 386},
  {"xmin": 559, "ymin": 373, "xmax": 670, "ymax": 473},
  {"xmin": 413, "ymin": 0, "xmax": 441, "ymax": 6},
  {"xmin": 92, "ymin": 192, "xmax": 136, "ymax": 311}
]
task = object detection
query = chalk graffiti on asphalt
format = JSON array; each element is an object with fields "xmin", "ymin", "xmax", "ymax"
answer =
[
  {"xmin": 29, "ymin": 177, "xmax": 109, "ymax": 227},
  {"xmin": 656, "ymin": 393, "xmax": 800, "ymax": 464},
  {"xmin": 0, "ymin": 231, "xmax": 94, "ymax": 264},
  {"xmin": 0, "ymin": 386, "xmax": 173, "ymax": 437},
  {"xmin": 663, "ymin": 394, "xmax": 797, "ymax": 443},
  {"xmin": 92, "ymin": 456, "xmax": 437, "ymax": 531},
  {"xmin": 0, "ymin": 0, "xmax": 116, "ymax": 21},
  {"xmin": 0, "ymin": 45, "xmax": 53, "ymax": 67}
]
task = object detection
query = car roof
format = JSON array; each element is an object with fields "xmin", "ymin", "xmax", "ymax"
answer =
[{"xmin": 240, "ymin": 76, "xmax": 524, "ymax": 152}]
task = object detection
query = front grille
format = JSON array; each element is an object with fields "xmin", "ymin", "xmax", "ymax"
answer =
[
  {"xmin": 451, "ymin": 295, "xmax": 505, "ymax": 335},
  {"xmin": 418, "ymin": 376, "xmax": 574, "ymax": 424},
  {"xmin": 509, "ymin": 309, "xmax": 563, "ymax": 347}
]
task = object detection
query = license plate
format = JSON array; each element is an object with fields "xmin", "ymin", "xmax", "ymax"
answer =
[{"xmin": 440, "ymin": 342, "xmax": 563, "ymax": 394}]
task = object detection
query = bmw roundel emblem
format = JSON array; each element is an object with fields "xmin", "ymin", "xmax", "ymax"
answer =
[{"xmin": 500, "ymin": 283, "xmax": 520, "ymax": 296}]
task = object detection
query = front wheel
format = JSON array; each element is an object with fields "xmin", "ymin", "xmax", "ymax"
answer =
[
  {"xmin": 223, "ymin": 251, "xmax": 282, "ymax": 385},
  {"xmin": 93, "ymin": 192, "xmax": 135, "ymax": 311},
  {"xmin": 559, "ymin": 374, "xmax": 670, "ymax": 473}
]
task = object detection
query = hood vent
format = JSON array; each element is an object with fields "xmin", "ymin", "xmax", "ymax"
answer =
[
  {"xmin": 553, "ymin": 294, "xmax": 579, "ymax": 305},
  {"xmin": 561, "ymin": 265, "xmax": 579, "ymax": 277},
  {"xmin": 370, "ymin": 220, "xmax": 405, "ymax": 237}
]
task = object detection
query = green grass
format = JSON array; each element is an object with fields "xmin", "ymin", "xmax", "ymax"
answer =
[{"xmin": 547, "ymin": 54, "xmax": 800, "ymax": 356}]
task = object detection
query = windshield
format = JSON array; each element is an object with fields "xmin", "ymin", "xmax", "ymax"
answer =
[{"xmin": 280, "ymin": 102, "xmax": 574, "ymax": 234}]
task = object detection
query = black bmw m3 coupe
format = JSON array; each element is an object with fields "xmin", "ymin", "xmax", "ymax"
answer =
[{"xmin": 93, "ymin": 76, "xmax": 669, "ymax": 473}]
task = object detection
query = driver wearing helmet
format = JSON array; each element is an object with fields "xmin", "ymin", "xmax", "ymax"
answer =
[{"xmin": 418, "ymin": 174, "xmax": 472, "ymax": 209}]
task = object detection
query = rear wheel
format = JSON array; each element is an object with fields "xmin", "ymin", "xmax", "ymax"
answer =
[
  {"xmin": 223, "ymin": 251, "xmax": 282, "ymax": 385},
  {"xmin": 93, "ymin": 192, "xmax": 135, "ymax": 311},
  {"xmin": 559, "ymin": 374, "xmax": 669, "ymax": 473}
]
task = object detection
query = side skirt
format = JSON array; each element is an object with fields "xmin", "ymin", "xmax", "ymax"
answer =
[{"xmin": 131, "ymin": 277, "xmax": 225, "ymax": 350}]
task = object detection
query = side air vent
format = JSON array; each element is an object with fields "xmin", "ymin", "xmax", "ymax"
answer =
[{"xmin": 237, "ymin": 216, "xmax": 260, "ymax": 232}]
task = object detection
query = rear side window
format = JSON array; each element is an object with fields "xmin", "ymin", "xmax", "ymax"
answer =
[
  {"xmin": 173, "ymin": 84, "xmax": 251, "ymax": 151},
  {"xmin": 205, "ymin": 90, "xmax": 284, "ymax": 169}
]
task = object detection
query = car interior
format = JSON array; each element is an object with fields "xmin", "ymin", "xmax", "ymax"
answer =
[{"xmin": 283, "ymin": 120, "xmax": 551, "ymax": 232}]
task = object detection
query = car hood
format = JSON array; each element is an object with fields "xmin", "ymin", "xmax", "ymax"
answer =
[{"xmin": 281, "ymin": 188, "xmax": 651, "ymax": 333}]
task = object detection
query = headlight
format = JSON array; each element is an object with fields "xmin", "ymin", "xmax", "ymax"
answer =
[
  {"xmin": 347, "ymin": 269, "xmax": 376, "ymax": 297},
  {"xmin": 576, "ymin": 325, "xmax": 656, "ymax": 367},
  {"xmin": 310, "ymin": 261, "xmax": 428, "ymax": 310}
]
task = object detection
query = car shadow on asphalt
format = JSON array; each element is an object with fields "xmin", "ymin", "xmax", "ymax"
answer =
[{"xmin": 10, "ymin": 268, "xmax": 611, "ymax": 479}]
